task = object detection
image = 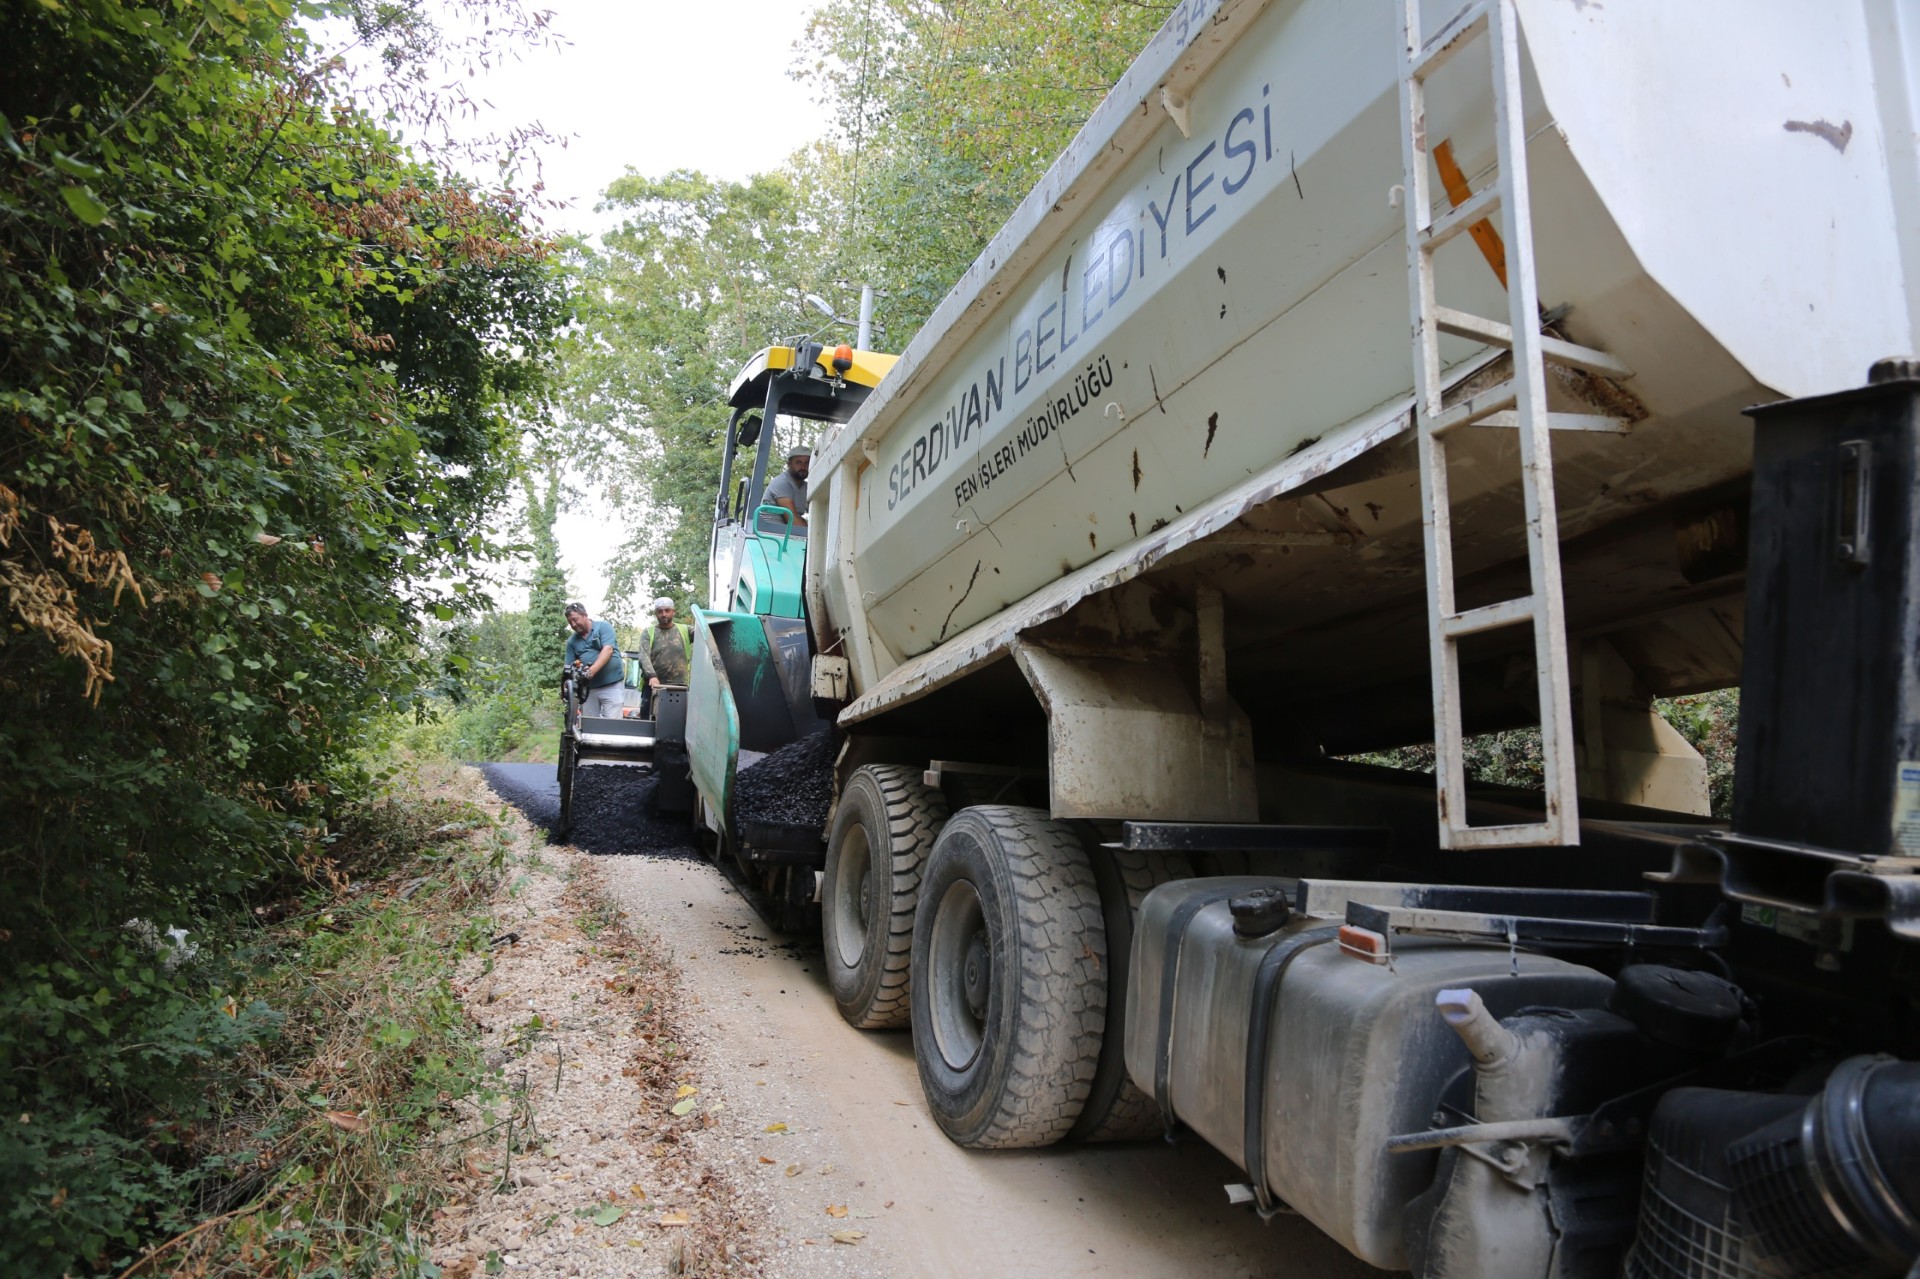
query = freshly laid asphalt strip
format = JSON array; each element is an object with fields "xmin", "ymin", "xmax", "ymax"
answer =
[
  {"xmin": 479, "ymin": 762, "xmax": 562, "ymax": 828},
  {"xmin": 480, "ymin": 762, "xmax": 698, "ymax": 857},
  {"xmin": 732, "ymin": 728, "xmax": 836, "ymax": 829}
]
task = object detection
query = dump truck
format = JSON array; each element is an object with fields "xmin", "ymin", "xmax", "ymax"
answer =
[{"xmin": 687, "ymin": 1, "xmax": 1920, "ymax": 1274}]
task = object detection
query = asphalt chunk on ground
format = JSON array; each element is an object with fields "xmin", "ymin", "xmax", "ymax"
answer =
[{"xmin": 733, "ymin": 729, "xmax": 836, "ymax": 830}]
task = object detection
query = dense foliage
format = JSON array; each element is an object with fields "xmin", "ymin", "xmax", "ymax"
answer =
[
  {"xmin": 1355, "ymin": 691, "xmax": 1742, "ymax": 819},
  {"xmin": 521, "ymin": 465, "xmax": 568, "ymax": 685},
  {"xmin": 400, "ymin": 605, "xmax": 562, "ymax": 765},
  {"xmin": 0, "ymin": 0, "xmax": 561, "ymax": 1270}
]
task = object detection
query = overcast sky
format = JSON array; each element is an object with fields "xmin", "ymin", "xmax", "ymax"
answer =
[
  {"xmin": 432, "ymin": 0, "xmax": 825, "ymax": 616},
  {"xmin": 470, "ymin": 0, "xmax": 821, "ymax": 234}
]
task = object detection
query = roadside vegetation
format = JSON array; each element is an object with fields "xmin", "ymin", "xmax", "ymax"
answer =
[
  {"xmin": 400, "ymin": 469, "xmax": 570, "ymax": 767},
  {"xmin": 400, "ymin": 610, "xmax": 562, "ymax": 766},
  {"xmin": 1, "ymin": 0, "xmax": 563, "ymax": 1272},
  {"xmin": 1353, "ymin": 691, "xmax": 1741, "ymax": 818},
  {"xmin": 108, "ymin": 780, "xmax": 519, "ymax": 1277}
]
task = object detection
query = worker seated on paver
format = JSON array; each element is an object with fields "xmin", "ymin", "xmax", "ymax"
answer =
[
  {"xmin": 639, "ymin": 598, "xmax": 693, "ymax": 710},
  {"xmin": 562, "ymin": 601, "xmax": 625, "ymax": 720},
  {"xmin": 762, "ymin": 445, "xmax": 810, "ymax": 532}
]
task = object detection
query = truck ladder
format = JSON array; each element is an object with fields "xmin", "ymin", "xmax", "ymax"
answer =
[{"xmin": 1397, "ymin": 0, "xmax": 1630, "ymax": 849}]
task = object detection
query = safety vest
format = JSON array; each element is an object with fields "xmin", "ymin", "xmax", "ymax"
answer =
[
  {"xmin": 643, "ymin": 623, "xmax": 694, "ymax": 684},
  {"xmin": 643, "ymin": 622, "xmax": 693, "ymax": 653}
]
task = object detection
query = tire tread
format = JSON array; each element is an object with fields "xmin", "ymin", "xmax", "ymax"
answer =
[
  {"xmin": 929, "ymin": 806, "xmax": 1107, "ymax": 1149},
  {"xmin": 831, "ymin": 764, "xmax": 948, "ymax": 1029},
  {"xmin": 1072, "ymin": 848, "xmax": 1196, "ymax": 1142}
]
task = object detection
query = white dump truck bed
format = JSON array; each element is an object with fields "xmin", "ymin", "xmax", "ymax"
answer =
[{"xmin": 808, "ymin": 0, "xmax": 1920, "ymax": 727}]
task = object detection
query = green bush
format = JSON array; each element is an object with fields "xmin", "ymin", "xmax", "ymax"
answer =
[
  {"xmin": 404, "ymin": 684, "xmax": 543, "ymax": 762},
  {"xmin": 174, "ymin": 791, "xmax": 511, "ymax": 1278},
  {"xmin": 401, "ymin": 610, "xmax": 565, "ymax": 762},
  {"xmin": 0, "ymin": 1, "xmax": 559, "ymax": 1271},
  {"xmin": 0, "ymin": 935, "xmax": 280, "ymax": 1267},
  {"xmin": 1659, "ymin": 688, "xmax": 1740, "ymax": 818},
  {"xmin": 1348, "ymin": 690, "xmax": 1741, "ymax": 819}
]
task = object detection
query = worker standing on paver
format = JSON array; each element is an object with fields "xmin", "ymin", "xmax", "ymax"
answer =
[
  {"xmin": 640, "ymin": 597, "xmax": 694, "ymax": 691},
  {"xmin": 562, "ymin": 602, "xmax": 625, "ymax": 718},
  {"xmin": 765, "ymin": 446, "xmax": 810, "ymax": 529}
]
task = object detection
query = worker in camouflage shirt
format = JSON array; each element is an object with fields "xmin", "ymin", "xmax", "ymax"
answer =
[{"xmin": 641, "ymin": 597, "xmax": 694, "ymax": 689}]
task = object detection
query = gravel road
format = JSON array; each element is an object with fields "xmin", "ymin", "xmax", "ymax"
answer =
[
  {"xmin": 478, "ymin": 764, "xmax": 1383, "ymax": 1278},
  {"xmin": 590, "ymin": 855, "xmax": 1383, "ymax": 1279}
]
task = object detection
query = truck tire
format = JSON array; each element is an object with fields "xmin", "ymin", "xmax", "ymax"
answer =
[
  {"xmin": 910, "ymin": 806, "xmax": 1106, "ymax": 1149},
  {"xmin": 823, "ymin": 765, "xmax": 949, "ymax": 1029},
  {"xmin": 1070, "ymin": 847, "xmax": 1197, "ymax": 1142}
]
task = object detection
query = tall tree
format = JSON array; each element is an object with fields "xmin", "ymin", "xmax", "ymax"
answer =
[
  {"xmin": 560, "ymin": 168, "xmax": 847, "ymax": 604},
  {"xmin": 557, "ymin": 3, "xmax": 1170, "ymax": 619},
  {"xmin": 522, "ymin": 465, "xmax": 569, "ymax": 685},
  {"xmin": 796, "ymin": 0, "xmax": 1172, "ymax": 337}
]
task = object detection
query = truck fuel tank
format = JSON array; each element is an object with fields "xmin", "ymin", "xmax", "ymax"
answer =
[{"xmin": 1126, "ymin": 877, "xmax": 1615, "ymax": 1270}]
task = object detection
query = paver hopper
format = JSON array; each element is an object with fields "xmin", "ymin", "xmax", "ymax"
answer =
[{"xmin": 554, "ymin": 659, "xmax": 692, "ymax": 843}]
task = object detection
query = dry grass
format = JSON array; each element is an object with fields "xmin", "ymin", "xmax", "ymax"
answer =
[{"xmin": 123, "ymin": 770, "xmax": 519, "ymax": 1278}]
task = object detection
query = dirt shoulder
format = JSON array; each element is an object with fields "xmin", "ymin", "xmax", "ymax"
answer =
[{"xmin": 430, "ymin": 767, "xmax": 764, "ymax": 1278}]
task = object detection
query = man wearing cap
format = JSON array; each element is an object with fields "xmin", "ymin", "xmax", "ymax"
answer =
[
  {"xmin": 639, "ymin": 597, "xmax": 694, "ymax": 691},
  {"xmin": 765, "ymin": 445, "xmax": 810, "ymax": 529},
  {"xmin": 562, "ymin": 602, "xmax": 625, "ymax": 719}
]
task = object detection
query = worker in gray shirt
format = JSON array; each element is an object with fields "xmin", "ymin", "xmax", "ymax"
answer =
[
  {"xmin": 764, "ymin": 445, "xmax": 810, "ymax": 529},
  {"xmin": 562, "ymin": 602, "xmax": 625, "ymax": 719}
]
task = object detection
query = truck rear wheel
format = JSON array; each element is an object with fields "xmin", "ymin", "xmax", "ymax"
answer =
[
  {"xmin": 910, "ymin": 806, "xmax": 1106, "ymax": 1149},
  {"xmin": 822, "ymin": 765, "xmax": 949, "ymax": 1029},
  {"xmin": 1070, "ymin": 848, "xmax": 1196, "ymax": 1142}
]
